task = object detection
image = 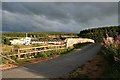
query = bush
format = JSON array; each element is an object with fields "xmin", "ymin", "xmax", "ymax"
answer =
[
  {"xmin": 4, "ymin": 38, "xmax": 11, "ymax": 45},
  {"xmin": 11, "ymin": 56, "xmax": 17, "ymax": 61},
  {"xmin": 38, "ymin": 52, "xmax": 48, "ymax": 57},
  {"xmin": 13, "ymin": 44, "xmax": 20, "ymax": 49},
  {"xmin": 101, "ymin": 44, "xmax": 120, "ymax": 78},
  {"xmin": 102, "ymin": 44, "xmax": 120, "ymax": 63}
]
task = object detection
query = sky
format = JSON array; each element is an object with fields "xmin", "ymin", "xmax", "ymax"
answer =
[
  {"xmin": 1, "ymin": 0, "xmax": 120, "ymax": 2},
  {"xmin": 2, "ymin": 2, "xmax": 118, "ymax": 32}
]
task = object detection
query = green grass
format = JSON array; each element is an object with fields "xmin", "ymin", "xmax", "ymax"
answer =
[
  {"xmin": 2, "ymin": 42, "xmax": 91, "ymax": 64},
  {"xmin": 100, "ymin": 45, "xmax": 120, "ymax": 79},
  {"xmin": 101, "ymin": 62, "xmax": 120, "ymax": 78},
  {"xmin": 16, "ymin": 59, "xmax": 30, "ymax": 63}
]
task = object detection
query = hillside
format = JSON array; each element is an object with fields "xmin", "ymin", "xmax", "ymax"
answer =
[{"xmin": 78, "ymin": 26, "xmax": 120, "ymax": 42}]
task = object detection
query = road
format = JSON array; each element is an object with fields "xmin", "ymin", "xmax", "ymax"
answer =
[{"xmin": 2, "ymin": 43, "xmax": 101, "ymax": 78}]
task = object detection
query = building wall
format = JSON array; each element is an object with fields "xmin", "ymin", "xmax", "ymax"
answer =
[{"xmin": 65, "ymin": 38, "xmax": 94, "ymax": 48}]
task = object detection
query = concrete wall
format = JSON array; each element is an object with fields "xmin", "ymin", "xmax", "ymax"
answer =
[{"xmin": 65, "ymin": 38, "xmax": 94, "ymax": 48}]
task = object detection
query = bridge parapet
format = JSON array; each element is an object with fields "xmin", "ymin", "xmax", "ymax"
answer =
[{"xmin": 65, "ymin": 38, "xmax": 94, "ymax": 48}]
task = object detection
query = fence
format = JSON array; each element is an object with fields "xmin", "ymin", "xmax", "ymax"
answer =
[
  {"xmin": 1, "ymin": 44, "xmax": 66, "ymax": 64},
  {"xmin": 1, "ymin": 38, "xmax": 95, "ymax": 64}
]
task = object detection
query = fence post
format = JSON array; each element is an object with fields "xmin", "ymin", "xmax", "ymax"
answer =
[{"xmin": 17, "ymin": 49, "xmax": 20, "ymax": 60}]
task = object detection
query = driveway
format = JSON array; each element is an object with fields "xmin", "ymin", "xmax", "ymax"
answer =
[{"xmin": 2, "ymin": 43, "xmax": 101, "ymax": 78}]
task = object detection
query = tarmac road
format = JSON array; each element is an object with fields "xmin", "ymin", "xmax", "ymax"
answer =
[{"xmin": 2, "ymin": 43, "xmax": 101, "ymax": 78}]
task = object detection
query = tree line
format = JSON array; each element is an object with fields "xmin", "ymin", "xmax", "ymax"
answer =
[
  {"xmin": 78, "ymin": 26, "xmax": 120, "ymax": 42},
  {"xmin": 2, "ymin": 32, "xmax": 77, "ymax": 38}
]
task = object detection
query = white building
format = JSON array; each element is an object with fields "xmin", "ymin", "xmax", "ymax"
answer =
[
  {"xmin": 10, "ymin": 33, "xmax": 32, "ymax": 45},
  {"xmin": 24, "ymin": 37, "xmax": 32, "ymax": 45},
  {"xmin": 10, "ymin": 39, "xmax": 24, "ymax": 45}
]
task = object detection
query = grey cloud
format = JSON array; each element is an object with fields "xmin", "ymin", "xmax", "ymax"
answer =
[
  {"xmin": 3, "ymin": 2, "xmax": 118, "ymax": 21},
  {"xmin": 2, "ymin": 0, "xmax": 119, "ymax": 2},
  {"xmin": 2, "ymin": 2, "xmax": 118, "ymax": 32},
  {"xmin": 2, "ymin": 2, "xmax": 34, "ymax": 15}
]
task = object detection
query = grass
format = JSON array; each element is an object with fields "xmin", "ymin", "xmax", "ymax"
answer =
[
  {"xmin": 15, "ymin": 59, "xmax": 30, "ymax": 63},
  {"xmin": 101, "ymin": 62, "xmax": 120, "ymax": 78},
  {"xmin": 2, "ymin": 45, "xmax": 13, "ymax": 52},
  {"xmin": 100, "ymin": 45, "xmax": 120, "ymax": 79},
  {"xmin": 2, "ymin": 43, "xmax": 62, "ymax": 53},
  {"xmin": 2, "ymin": 42, "xmax": 91, "ymax": 64},
  {"xmin": 2, "ymin": 44, "xmax": 34, "ymax": 52}
]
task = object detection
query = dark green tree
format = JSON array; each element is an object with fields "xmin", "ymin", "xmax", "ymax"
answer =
[{"xmin": 4, "ymin": 38, "xmax": 11, "ymax": 45}]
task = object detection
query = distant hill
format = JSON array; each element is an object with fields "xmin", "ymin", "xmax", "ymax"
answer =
[{"xmin": 78, "ymin": 26, "xmax": 120, "ymax": 42}]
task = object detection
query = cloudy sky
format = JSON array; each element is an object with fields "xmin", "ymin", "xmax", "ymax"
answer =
[{"xmin": 2, "ymin": 2, "xmax": 118, "ymax": 32}]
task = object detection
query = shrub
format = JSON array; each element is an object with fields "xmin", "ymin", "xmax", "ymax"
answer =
[
  {"xmin": 13, "ymin": 44, "xmax": 20, "ymax": 49},
  {"xmin": 38, "ymin": 52, "xmax": 48, "ymax": 57},
  {"xmin": 101, "ymin": 43, "xmax": 120, "ymax": 78},
  {"xmin": 4, "ymin": 38, "xmax": 11, "ymax": 45}
]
